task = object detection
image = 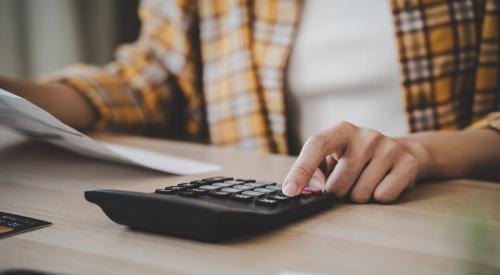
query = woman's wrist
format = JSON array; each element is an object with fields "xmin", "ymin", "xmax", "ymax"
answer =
[
  {"xmin": 397, "ymin": 129, "xmax": 500, "ymax": 181},
  {"xmin": 397, "ymin": 135, "xmax": 434, "ymax": 180}
]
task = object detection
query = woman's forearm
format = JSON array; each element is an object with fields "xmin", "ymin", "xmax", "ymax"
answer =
[
  {"xmin": 399, "ymin": 129, "xmax": 500, "ymax": 181},
  {"xmin": 0, "ymin": 76, "xmax": 95, "ymax": 130}
]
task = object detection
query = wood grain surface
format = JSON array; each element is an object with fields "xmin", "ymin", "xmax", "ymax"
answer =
[{"xmin": 0, "ymin": 128, "xmax": 499, "ymax": 275}]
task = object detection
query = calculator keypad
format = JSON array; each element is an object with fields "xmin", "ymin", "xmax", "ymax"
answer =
[
  {"xmin": 190, "ymin": 188, "xmax": 209, "ymax": 195},
  {"xmin": 200, "ymin": 185, "xmax": 220, "ymax": 191},
  {"xmin": 220, "ymin": 188, "xmax": 241, "ymax": 194},
  {"xmin": 231, "ymin": 194, "xmax": 253, "ymax": 201},
  {"xmin": 154, "ymin": 177, "xmax": 322, "ymax": 207},
  {"xmin": 242, "ymin": 191, "xmax": 264, "ymax": 197},
  {"xmin": 213, "ymin": 182, "xmax": 237, "ymax": 188},
  {"xmin": 209, "ymin": 191, "xmax": 231, "ymax": 198},
  {"xmin": 268, "ymin": 195, "xmax": 291, "ymax": 201},
  {"xmin": 256, "ymin": 198, "xmax": 279, "ymax": 206},
  {"xmin": 233, "ymin": 185, "xmax": 254, "ymax": 191},
  {"xmin": 244, "ymin": 183, "xmax": 267, "ymax": 188},
  {"xmin": 253, "ymin": 188, "xmax": 276, "ymax": 194}
]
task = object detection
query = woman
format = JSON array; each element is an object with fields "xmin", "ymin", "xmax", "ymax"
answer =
[{"xmin": 1, "ymin": 0, "xmax": 499, "ymax": 202}]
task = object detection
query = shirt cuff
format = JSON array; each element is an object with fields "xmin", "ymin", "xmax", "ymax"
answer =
[{"xmin": 468, "ymin": 112, "xmax": 500, "ymax": 134}]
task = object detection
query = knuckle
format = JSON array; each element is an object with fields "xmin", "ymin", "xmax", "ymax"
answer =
[
  {"xmin": 401, "ymin": 153, "xmax": 418, "ymax": 174},
  {"xmin": 306, "ymin": 134, "xmax": 329, "ymax": 151},
  {"xmin": 362, "ymin": 129, "xmax": 384, "ymax": 152},
  {"xmin": 385, "ymin": 138, "xmax": 400, "ymax": 150},
  {"xmin": 365, "ymin": 129, "xmax": 383, "ymax": 141},
  {"xmin": 382, "ymin": 139, "xmax": 402, "ymax": 157},
  {"xmin": 336, "ymin": 121, "xmax": 357, "ymax": 133}
]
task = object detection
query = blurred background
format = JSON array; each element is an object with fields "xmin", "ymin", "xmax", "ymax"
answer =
[{"xmin": 0, "ymin": 0, "xmax": 140, "ymax": 79}]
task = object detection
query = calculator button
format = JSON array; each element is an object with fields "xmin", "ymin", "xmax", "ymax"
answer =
[
  {"xmin": 200, "ymin": 185, "xmax": 221, "ymax": 191},
  {"xmin": 189, "ymin": 188, "xmax": 209, "ymax": 195},
  {"xmin": 189, "ymin": 180, "xmax": 206, "ymax": 186},
  {"xmin": 220, "ymin": 188, "xmax": 242, "ymax": 194},
  {"xmin": 201, "ymin": 177, "xmax": 233, "ymax": 183},
  {"xmin": 268, "ymin": 195, "xmax": 291, "ymax": 201},
  {"xmin": 178, "ymin": 191, "xmax": 198, "ymax": 197},
  {"xmin": 243, "ymin": 183, "xmax": 267, "ymax": 188},
  {"xmin": 233, "ymin": 185, "xmax": 254, "ymax": 191},
  {"xmin": 253, "ymin": 188, "xmax": 276, "ymax": 194},
  {"xmin": 165, "ymin": 186, "xmax": 186, "ymax": 191},
  {"xmin": 177, "ymin": 182, "xmax": 198, "ymax": 188},
  {"xmin": 209, "ymin": 191, "xmax": 230, "ymax": 198},
  {"xmin": 223, "ymin": 180, "xmax": 246, "ymax": 185},
  {"xmin": 213, "ymin": 182, "xmax": 237, "ymax": 188},
  {"xmin": 256, "ymin": 198, "xmax": 279, "ymax": 206},
  {"xmin": 235, "ymin": 178, "xmax": 256, "ymax": 183},
  {"xmin": 265, "ymin": 184, "xmax": 282, "ymax": 191},
  {"xmin": 255, "ymin": 181, "xmax": 276, "ymax": 186},
  {"xmin": 272, "ymin": 191, "xmax": 285, "ymax": 196},
  {"xmin": 155, "ymin": 189, "xmax": 177, "ymax": 195},
  {"xmin": 242, "ymin": 191, "xmax": 264, "ymax": 197},
  {"xmin": 231, "ymin": 194, "xmax": 253, "ymax": 202}
]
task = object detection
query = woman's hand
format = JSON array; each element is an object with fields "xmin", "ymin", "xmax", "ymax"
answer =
[{"xmin": 282, "ymin": 121, "xmax": 429, "ymax": 203}]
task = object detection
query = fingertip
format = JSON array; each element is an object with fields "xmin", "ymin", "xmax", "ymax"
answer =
[
  {"xmin": 282, "ymin": 181, "xmax": 300, "ymax": 196},
  {"xmin": 373, "ymin": 187, "xmax": 395, "ymax": 204}
]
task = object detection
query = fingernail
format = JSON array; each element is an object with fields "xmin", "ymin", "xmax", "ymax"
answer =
[
  {"xmin": 282, "ymin": 181, "xmax": 300, "ymax": 196},
  {"xmin": 308, "ymin": 177, "xmax": 324, "ymax": 191}
]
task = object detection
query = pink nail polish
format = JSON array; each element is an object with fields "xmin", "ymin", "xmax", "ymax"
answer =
[{"xmin": 303, "ymin": 187, "xmax": 322, "ymax": 194}]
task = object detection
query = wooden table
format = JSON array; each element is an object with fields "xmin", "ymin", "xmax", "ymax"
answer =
[{"xmin": 1, "ymin": 128, "xmax": 499, "ymax": 275}]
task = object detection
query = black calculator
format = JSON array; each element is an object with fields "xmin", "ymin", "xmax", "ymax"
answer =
[{"xmin": 85, "ymin": 177, "xmax": 335, "ymax": 242}]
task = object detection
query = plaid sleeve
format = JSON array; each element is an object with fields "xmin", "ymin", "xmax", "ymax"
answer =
[
  {"xmin": 468, "ymin": 111, "xmax": 500, "ymax": 132},
  {"xmin": 393, "ymin": 0, "xmax": 500, "ymax": 132},
  {"xmin": 469, "ymin": 0, "xmax": 500, "ymax": 133},
  {"xmin": 41, "ymin": 1, "xmax": 184, "ymax": 133}
]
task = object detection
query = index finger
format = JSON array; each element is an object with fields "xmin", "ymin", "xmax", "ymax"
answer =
[{"xmin": 282, "ymin": 123, "xmax": 353, "ymax": 196}]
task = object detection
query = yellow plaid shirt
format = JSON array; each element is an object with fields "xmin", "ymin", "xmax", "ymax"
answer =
[{"xmin": 45, "ymin": 0, "xmax": 500, "ymax": 154}]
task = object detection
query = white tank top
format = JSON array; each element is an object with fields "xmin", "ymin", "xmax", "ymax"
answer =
[{"xmin": 287, "ymin": 0, "xmax": 407, "ymax": 145}]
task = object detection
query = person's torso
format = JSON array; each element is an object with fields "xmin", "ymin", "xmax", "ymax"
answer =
[{"xmin": 287, "ymin": 0, "xmax": 407, "ymax": 146}]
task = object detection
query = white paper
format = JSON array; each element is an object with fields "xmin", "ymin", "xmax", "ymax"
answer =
[{"xmin": 0, "ymin": 88, "xmax": 220, "ymax": 175}]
